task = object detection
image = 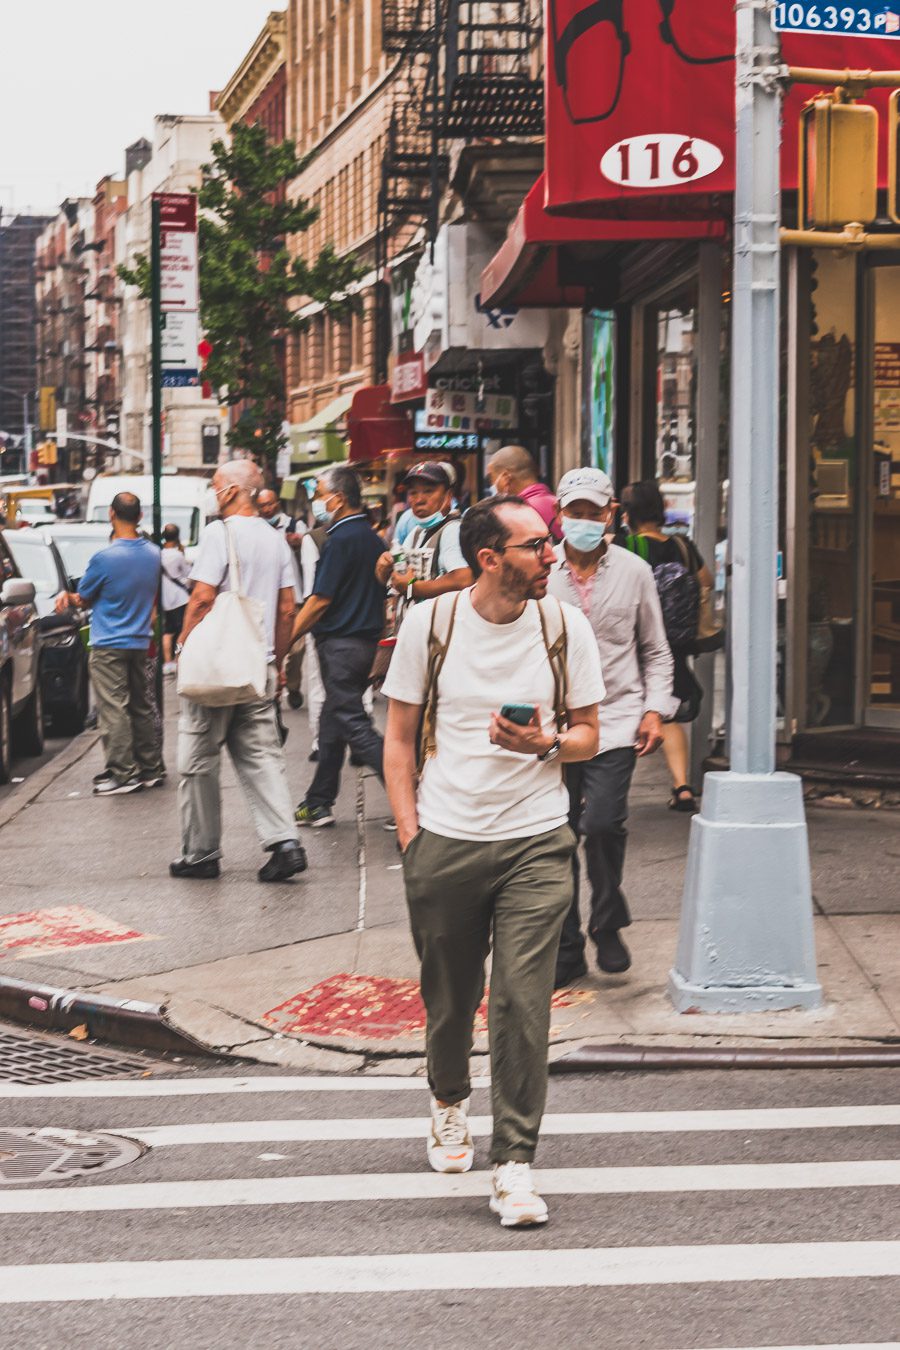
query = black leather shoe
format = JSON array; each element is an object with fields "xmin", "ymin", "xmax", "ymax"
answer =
[
  {"xmin": 258, "ymin": 841, "xmax": 308, "ymax": 883},
  {"xmin": 595, "ymin": 930, "xmax": 632, "ymax": 974},
  {"xmin": 554, "ymin": 954, "xmax": 588, "ymax": 989},
  {"xmin": 169, "ymin": 857, "xmax": 220, "ymax": 880}
]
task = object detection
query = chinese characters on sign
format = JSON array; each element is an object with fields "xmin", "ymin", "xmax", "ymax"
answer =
[{"xmin": 424, "ymin": 388, "xmax": 517, "ymax": 433}]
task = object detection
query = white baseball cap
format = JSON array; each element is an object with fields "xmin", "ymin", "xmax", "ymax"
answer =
[{"xmin": 556, "ymin": 467, "xmax": 614, "ymax": 511}]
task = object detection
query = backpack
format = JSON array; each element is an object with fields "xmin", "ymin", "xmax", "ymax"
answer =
[
  {"xmin": 404, "ymin": 512, "xmax": 461, "ymax": 582},
  {"xmin": 417, "ymin": 592, "xmax": 569, "ymax": 774},
  {"xmin": 626, "ymin": 533, "xmax": 699, "ymax": 652}
]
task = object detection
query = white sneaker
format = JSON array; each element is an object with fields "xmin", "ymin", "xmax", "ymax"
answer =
[
  {"xmin": 490, "ymin": 1161, "xmax": 549, "ymax": 1227},
  {"xmin": 427, "ymin": 1096, "xmax": 474, "ymax": 1174}
]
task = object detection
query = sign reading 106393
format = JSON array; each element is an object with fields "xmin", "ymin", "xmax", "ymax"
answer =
[{"xmin": 773, "ymin": 2, "xmax": 900, "ymax": 35}]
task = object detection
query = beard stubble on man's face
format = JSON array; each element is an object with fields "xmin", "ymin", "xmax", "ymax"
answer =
[{"xmin": 500, "ymin": 556, "xmax": 549, "ymax": 602}]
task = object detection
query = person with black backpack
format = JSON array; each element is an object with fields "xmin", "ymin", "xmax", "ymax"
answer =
[{"xmin": 618, "ymin": 480, "xmax": 715, "ymax": 814}]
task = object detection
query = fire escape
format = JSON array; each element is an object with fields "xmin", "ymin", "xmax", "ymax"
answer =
[{"xmin": 375, "ymin": 0, "xmax": 544, "ymax": 381}]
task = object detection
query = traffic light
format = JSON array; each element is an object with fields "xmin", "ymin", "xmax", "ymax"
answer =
[{"xmin": 799, "ymin": 95, "xmax": 877, "ymax": 230}]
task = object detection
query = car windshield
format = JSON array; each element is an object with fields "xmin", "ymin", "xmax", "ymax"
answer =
[
  {"xmin": 88, "ymin": 503, "xmax": 200, "ymax": 545},
  {"xmin": 50, "ymin": 533, "xmax": 108, "ymax": 584},
  {"xmin": 4, "ymin": 536, "xmax": 61, "ymax": 595}
]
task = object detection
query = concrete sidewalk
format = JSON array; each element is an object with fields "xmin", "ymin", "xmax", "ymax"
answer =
[{"xmin": 0, "ymin": 687, "xmax": 898, "ymax": 1069}]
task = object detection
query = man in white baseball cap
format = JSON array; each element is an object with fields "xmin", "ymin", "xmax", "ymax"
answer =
[{"xmin": 547, "ymin": 466, "xmax": 676, "ymax": 985}]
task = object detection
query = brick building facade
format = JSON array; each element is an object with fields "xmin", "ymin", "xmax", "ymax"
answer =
[{"xmin": 0, "ymin": 213, "xmax": 50, "ymax": 465}]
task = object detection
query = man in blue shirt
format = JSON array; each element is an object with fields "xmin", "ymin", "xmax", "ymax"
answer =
[
  {"xmin": 56, "ymin": 492, "xmax": 162, "ymax": 796},
  {"xmin": 290, "ymin": 465, "xmax": 386, "ymax": 828}
]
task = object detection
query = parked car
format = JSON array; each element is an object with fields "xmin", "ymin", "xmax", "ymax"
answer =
[
  {"xmin": 0, "ymin": 532, "xmax": 42, "ymax": 778},
  {"xmin": 31, "ymin": 521, "xmax": 111, "ymax": 590},
  {"xmin": 3, "ymin": 528, "xmax": 89, "ymax": 735}
]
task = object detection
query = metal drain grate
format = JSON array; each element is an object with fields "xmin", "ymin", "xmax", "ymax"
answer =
[
  {"xmin": 0, "ymin": 1031, "xmax": 148, "ymax": 1085},
  {"xmin": 0, "ymin": 1128, "xmax": 143, "ymax": 1183}
]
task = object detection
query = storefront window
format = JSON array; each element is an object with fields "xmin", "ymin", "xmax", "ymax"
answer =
[
  {"xmin": 652, "ymin": 294, "xmax": 698, "ymax": 531},
  {"xmin": 870, "ymin": 264, "xmax": 900, "ymax": 714},
  {"xmin": 806, "ymin": 250, "xmax": 857, "ymax": 726}
]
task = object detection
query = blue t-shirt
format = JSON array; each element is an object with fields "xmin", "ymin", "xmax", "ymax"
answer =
[
  {"xmin": 78, "ymin": 537, "xmax": 161, "ymax": 650},
  {"xmin": 312, "ymin": 514, "xmax": 385, "ymax": 640}
]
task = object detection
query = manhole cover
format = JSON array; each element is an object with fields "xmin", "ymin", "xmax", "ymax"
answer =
[
  {"xmin": 0, "ymin": 1032, "xmax": 148, "ymax": 1085},
  {"xmin": 0, "ymin": 1128, "xmax": 143, "ymax": 1184}
]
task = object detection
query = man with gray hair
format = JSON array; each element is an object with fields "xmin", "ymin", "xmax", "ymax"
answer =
[
  {"xmin": 170, "ymin": 459, "xmax": 307, "ymax": 883},
  {"xmin": 291, "ymin": 465, "xmax": 387, "ymax": 828}
]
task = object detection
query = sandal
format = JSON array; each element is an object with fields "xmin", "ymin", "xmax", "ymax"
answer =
[{"xmin": 669, "ymin": 784, "xmax": 699, "ymax": 813}]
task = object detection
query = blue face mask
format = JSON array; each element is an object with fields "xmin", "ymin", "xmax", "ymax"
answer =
[
  {"xmin": 311, "ymin": 497, "xmax": 333, "ymax": 525},
  {"xmin": 562, "ymin": 516, "xmax": 606, "ymax": 553},
  {"xmin": 486, "ymin": 483, "xmax": 498, "ymax": 497},
  {"xmin": 417, "ymin": 510, "xmax": 445, "ymax": 530}
]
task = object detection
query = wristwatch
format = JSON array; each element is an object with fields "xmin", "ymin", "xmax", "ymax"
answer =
[{"xmin": 539, "ymin": 735, "xmax": 562, "ymax": 764}]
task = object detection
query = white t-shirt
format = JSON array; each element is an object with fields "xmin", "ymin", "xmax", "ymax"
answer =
[
  {"xmin": 382, "ymin": 588, "xmax": 605, "ymax": 841},
  {"xmin": 190, "ymin": 516, "xmax": 296, "ymax": 662},
  {"xmin": 160, "ymin": 548, "xmax": 192, "ymax": 612}
]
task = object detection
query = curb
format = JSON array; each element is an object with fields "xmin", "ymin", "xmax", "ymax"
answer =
[
  {"xmin": 0, "ymin": 973, "xmax": 214, "ymax": 1057},
  {"xmin": 0, "ymin": 728, "xmax": 101, "ymax": 831},
  {"xmin": 550, "ymin": 1042, "xmax": 900, "ymax": 1072}
]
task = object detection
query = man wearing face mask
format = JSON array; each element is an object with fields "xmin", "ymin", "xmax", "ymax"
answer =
[
  {"xmin": 291, "ymin": 465, "xmax": 387, "ymax": 829},
  {"xmin": 546, "ymin": 468, "xmax": 676, "ymax": 986},
  {"xmin": 375, "ymin": 462, "xmax": 472, "ymax": 620}
]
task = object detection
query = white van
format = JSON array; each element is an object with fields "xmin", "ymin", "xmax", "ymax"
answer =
[{"xmin": 86, "ymin": 474, "xmax": 212, "ymax": 559}]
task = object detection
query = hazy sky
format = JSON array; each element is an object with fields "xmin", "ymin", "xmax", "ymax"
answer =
[{"xmin": 1, "ymin": 1, "xmax": 281, "ymax": 217}]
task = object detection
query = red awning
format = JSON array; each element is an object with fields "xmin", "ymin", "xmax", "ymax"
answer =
[
  {"xmin": 480, "ymin": 174, "xmax": 727, "ymax": 309},
  {"xmin": 347, "ymin": 385, "xmax": 414, "ymax": 463}
]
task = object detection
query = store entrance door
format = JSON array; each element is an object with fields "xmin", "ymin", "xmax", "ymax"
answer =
[{"xmin": 866, "ymin": 260, "xmax": 900, "ymax": 727}]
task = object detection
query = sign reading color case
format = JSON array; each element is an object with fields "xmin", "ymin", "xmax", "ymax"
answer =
[{"xmin": 544, "ymin": 0, "xmax": 900, "ymax": 213}]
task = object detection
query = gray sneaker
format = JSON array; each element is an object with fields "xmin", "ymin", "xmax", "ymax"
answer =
[{"xmin": 93, "ymin": 776, "xmax": 144, "ymax": 796}]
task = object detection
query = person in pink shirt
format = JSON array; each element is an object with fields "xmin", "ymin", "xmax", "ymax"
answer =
[{"xmin": 486, "ymin": 445, "xmax": 562, "ymax": 541}]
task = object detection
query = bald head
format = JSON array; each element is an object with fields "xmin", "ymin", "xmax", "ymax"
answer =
[
  {"xmin": 487, "ymin": 445, "xmax": 539, "ymax": 494},
  {"xmin": 257, "ymin": 488, "xmax": 280, "ymax": 520},
  {"xmin": 212, "ymin": 459, "xmax": 264, "ymax": 518}
]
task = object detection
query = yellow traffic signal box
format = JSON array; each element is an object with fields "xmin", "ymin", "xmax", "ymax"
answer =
[
  {"xmin": 888, "ymin": 90, "xmax": 900, "ymax": 224},
  {"xmin": 799, "ymin": 96, "xmax": 878, "ymax": 230}
]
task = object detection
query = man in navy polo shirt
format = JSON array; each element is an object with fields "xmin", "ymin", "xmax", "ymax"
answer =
[{"xmin": 291, "ymin": 465, "xmax": 386, "ymax": 827}]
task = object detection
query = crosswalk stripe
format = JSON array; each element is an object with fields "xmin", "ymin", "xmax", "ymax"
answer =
[
  {"xmin": 3, "ymin": 1159, "xmax": 900, "ymax": 1215},
  {"xmin": 0, "ymin": 1076, "xmax": 488, "ymax": 1100},
  {"xmin": 0, "ymin": 1242, "xmax": 898, "ymax": 1301},
  {"xmin": 122, "ymin": 1104, "xmax": 900, "ymax": 1147}
]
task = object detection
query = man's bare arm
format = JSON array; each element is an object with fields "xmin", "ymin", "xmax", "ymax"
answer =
[
  {"xmin": 384, "ymin": 698, "xmax": 422, "ymax": 852},
  {"xmin": 178, "ymin": 581, "xmax": 218, "ymax": 646},
  {"xmin": 291, "ymin": 593, "xmax": 332, "ymax": 643},
  {"xmin": 275, "ymin": 586, "xmax": 298, "ymax": 670}
]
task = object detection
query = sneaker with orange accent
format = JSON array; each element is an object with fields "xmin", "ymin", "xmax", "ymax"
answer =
[
  {"xmin": 489, "ymin": 1161, "xmax": 549, "ymax": 1227},
  {"xmin": 427, "ymin": 1096, "xmax": 474, "ymax": 1174}
]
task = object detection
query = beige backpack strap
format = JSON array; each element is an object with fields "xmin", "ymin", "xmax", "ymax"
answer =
[
  {"xmin": 537, "ymin": 597, "xmax": 569, "ymax": 733},
  {"xmin": 417, "ymin": 591, "xmax": 461, "ymax": 774}
]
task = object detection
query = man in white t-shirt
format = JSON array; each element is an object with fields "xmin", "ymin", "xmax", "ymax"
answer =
[
  {"xmin": 383, "ymin": 495, "xmax": 604, "ymax": 1229},
  {"xmin": 170, "ymin": 460, "xmax": 307, "ymax": 885}
]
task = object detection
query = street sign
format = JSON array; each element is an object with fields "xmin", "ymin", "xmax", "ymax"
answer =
[
  {"xmin": 160, "ymin": 311, "xmax": 200, "ymax": 386},
  {"xmin": 159, "ymin": 229, "xmax": 199, "ymax": 312},
  {"xmin": 55, "ymin": 408, "xmax": 67, "ymax": 449},
  {"xmin": 772, "ymin": 2, "xmax": 900, "ymax": 38}
]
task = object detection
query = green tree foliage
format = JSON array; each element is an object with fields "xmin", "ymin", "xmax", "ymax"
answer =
[{"xmin": 118, "ymin": 122, "xmax": 361, "ymax": 464}]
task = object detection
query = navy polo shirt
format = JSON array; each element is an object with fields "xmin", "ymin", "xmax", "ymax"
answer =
[{"xmin": 312, "ymin": 514, "xmax": 386, "ymax": 640}]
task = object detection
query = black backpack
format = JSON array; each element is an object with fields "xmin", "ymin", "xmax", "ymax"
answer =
[{"xmin": 626, "ymin": 534, "xmax": 699, "ymax": 651}]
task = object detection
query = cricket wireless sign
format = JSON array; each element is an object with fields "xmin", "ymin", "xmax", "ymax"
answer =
[{"xmin": 544, "ymin": 0, "xmax": 900, "ymax": 213}]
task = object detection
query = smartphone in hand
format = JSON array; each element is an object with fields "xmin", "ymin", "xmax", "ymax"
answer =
[{"xmin": 499, "ymin": 703, "xmax": 537, "ymax": 726}]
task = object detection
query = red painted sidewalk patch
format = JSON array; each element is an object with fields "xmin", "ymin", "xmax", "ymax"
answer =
[
  {"xmin": 0, "ymin": 905, "xmax": 150, "ymax": 959},
  {"xmin": 263, "ymin": 974, "xmax": 593, "ymax": 1042}
]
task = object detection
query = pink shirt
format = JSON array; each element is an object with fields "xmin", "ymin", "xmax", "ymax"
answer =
[{"xmin": 519, "ymin": 481, "xmax": 562, "ymax": 541}]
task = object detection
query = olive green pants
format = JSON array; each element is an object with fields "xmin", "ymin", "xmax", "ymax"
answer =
[
  {"xmin": 402, "ymin": 823, "xmax": 575, "ymax": 1163},
  {"xmin": 90, "ymin": 647, "xmax": 163, "ymax": 784}
]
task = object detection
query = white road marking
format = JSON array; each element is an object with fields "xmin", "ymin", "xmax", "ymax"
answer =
[
  {"xmin": 120, "ymin": 1104, "xmax": 900, "ymax": 1147},
  {"xmin": 3, "ymin": 1160, "xmax": 900, "ymax": 1215},
  {"xmin": 0, "ymin": 1075, "xmax": 482, "ymax": 1100},
  {"xmin": 687, "ymin": 1345, "xmax": 900, "ymax": 1350},
  {"xmin": 0, "ymin": 1242, "xmax": 898, "ymax": 1302}
]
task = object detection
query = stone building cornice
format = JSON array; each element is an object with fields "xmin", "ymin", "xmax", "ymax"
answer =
[{"xmin": 218, "ymin": 10, "xmax": 287, "ymax": 128}]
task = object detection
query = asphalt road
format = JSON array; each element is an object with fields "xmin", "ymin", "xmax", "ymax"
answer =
[
  {"xmin": 0, "ymin": 728, "xmax": 77, "ymax": 804},
  {"xmin": 1, "ymin": 1056, "xmax": 898, "ymax": 1349}
]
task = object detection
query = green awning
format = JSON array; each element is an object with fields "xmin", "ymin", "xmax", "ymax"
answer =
[{"xmin": 289, "ymin": 391, "xmax": 353, "ymax": 467}]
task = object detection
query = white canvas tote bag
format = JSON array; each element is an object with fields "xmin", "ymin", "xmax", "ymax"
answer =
[{"xmin": 177, "ymin": 521, "xmax": 268, "ymax": 706}]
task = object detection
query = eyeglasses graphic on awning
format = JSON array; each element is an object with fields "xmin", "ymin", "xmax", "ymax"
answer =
[{"xmin": 552, "ymin": 0, "xmax": 733, "ymax": 126}]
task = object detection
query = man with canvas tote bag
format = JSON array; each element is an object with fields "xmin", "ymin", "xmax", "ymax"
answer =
[{"xmin": 171, "ymin": 460, "xmax": 307, "ymax": 884}]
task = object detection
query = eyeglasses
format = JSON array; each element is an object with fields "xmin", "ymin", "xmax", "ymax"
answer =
[
  {"xmin": 496, "ymin": 535, "xmax": 556, "ymax": 557},
  {"xmin": 551, "ymin": 0, "xmax": 732, "ymax": 127}
]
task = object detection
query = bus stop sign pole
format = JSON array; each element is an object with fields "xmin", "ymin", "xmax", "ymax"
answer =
[
  {"xmin": 668, "ymin": 0, "xmax": 821, "ymax": 1013},
  {"xmin": 150, "ymin": 196, "xmax": 164, "ymax": 716}
]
